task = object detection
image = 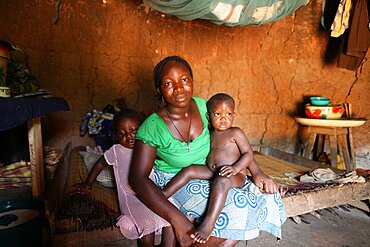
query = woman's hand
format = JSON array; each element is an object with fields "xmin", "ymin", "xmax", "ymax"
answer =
[
  {"xmin": 172, "ymin": 216, "xmax": 196, "ymax": 247},
  {"xmin": 252, "ymin": 172, "xmax": 277, "ymax": 194}
]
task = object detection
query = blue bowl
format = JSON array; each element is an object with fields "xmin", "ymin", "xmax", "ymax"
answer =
[{"xmin": 310, "ymin": 97, "xmax": 330, "ymax": 106}]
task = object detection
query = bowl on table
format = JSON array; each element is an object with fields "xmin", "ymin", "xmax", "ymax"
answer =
[
  {"xmin": 305, "ymin": 104, "xmax": 344, "ymax": 119},
  {"xmin": 310, "ymin": 97, "xmax": 330, "ymax": 106},
  {"xmin": 0, "ymin": 86, "xmax": 10, "ymax": 97}
]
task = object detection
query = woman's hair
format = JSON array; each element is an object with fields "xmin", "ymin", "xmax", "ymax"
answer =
[
  {"xmin": 207, "ymin": 93, "xmax": 235, "ymax": 112},
  {"xmin": 153, "ymin": 55, "xmax": 193, "ymax": 90}
]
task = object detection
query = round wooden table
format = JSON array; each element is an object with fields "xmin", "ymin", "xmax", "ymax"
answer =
[{"xmin": 295, "ymin": 117, "xmax": 366, "ymax": 171}]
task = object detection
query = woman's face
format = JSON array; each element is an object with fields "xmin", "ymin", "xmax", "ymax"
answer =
[
  {"xmin": 116, "ymin": 117, "xmax": 140, "ymax": 149},
  {"xmin": 159, "ymin": 62, "xmax": 193, "ymax": 108}
]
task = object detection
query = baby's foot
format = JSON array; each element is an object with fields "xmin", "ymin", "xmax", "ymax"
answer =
[{"xmin": 190, "ymin": 223, "xmax": 213, "ymax": 244}]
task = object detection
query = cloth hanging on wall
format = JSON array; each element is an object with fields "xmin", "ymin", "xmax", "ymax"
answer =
[
  {"xmin": 143, "ymin": 0, "xmax": 309, "ymax": 26},
  {"xmin": 337, "ymin": 0, "xmax": 370, "ymax": 70},
  {"xmin": 330, "ymin": 0, "xmax": 352, "ymax": 37}
]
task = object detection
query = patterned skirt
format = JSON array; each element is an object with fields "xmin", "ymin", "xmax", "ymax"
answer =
[{"xmin": 153, "ymin": 167, "xmax": 286, "ymax": 240}]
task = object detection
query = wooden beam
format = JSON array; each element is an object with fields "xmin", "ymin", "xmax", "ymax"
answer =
[
  {"xmin": 28, "ymin": 117, "xmax": 44, "ymax": 199},
  {"xmin": 282, "ymin": 182, "xmax": 370, "ymax": 217}
]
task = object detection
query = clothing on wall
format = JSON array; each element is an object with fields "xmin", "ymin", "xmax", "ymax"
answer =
[
  {"xmin": 337, "ymin": 0, "xmax": 370, "ymax": 70},
  {"xmin": 330, "ymin": 0, "xmax": 352, "ymax": 38}
]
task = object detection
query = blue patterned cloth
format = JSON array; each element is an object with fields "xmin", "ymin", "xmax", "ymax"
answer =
[{"xmin": 154, "ymin": 167, "xmax": 286, "ymax": 240}]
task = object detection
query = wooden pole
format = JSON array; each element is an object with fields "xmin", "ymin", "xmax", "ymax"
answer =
[{"xmin": 28, "ymin": 117, "xmax": 44, "ymax": 199}]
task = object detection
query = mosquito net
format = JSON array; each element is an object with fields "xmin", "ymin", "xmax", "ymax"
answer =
[{"xmin": 143, "ymin": 0, "xmax": 309, "ymax": 26}]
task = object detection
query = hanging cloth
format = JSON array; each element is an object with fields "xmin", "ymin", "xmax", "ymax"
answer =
[
  {"xmin": 337, "ymin": 0, "xmax": 370, "ymax": 70},
  {"xmin": 330, "ymin": 0, "xmax": 352, "ymax": 37},
  {"xmin": 143, "ymin": 0, "xmax": 309, "ymax": 26},
  {"xmin": 321, "ymin": 0, "xmax": 327, "ymax": 29}
]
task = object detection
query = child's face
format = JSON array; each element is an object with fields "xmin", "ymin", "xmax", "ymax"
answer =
[
  {"xmin": 208, "ymin": 101, "xmax": 235, "ymax": 131},
  {"xmin": 116, "ymin": 117, "xmax": 140, "ymax": 149},
  {"xmin": 159, "ymin": 62, "xmax": 193, "ymax": 108}
]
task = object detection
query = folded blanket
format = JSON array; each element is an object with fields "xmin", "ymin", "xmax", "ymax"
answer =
[{"xmin": 0, "ymin": 161, "xmax": 31, "ymax": 189}]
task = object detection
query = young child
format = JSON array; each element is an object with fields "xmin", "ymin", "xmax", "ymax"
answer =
[
  {"xmin": 76, "ymin": 109, "xmax": 174, "ymax": 247},
  {"xmin": 162, "ymin": 93, "xmax": 276, "ymax": 244}
]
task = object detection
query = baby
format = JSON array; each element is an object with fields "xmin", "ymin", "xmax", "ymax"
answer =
[{"xmin": 162, "ymin": 93, "xmax": 276, "ymax": 243}]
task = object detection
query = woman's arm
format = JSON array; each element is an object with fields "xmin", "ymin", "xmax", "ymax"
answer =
[{"xmin": 130, "ymin": 140, "xmax": 195, "ymax": 247}]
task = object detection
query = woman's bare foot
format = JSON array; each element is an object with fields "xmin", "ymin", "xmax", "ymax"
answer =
[{"xmin": 190, "ymin": 221, "xmax": 214, "ymax": 243}]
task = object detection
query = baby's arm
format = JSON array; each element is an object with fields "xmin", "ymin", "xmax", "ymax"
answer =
[
  {"xmin": 219, "ymin": 127, "xmax": 254, "ymax": 177},
  {"xmin": 162, "ymin": 165, "xmax": 214, "ymax": 198},
  {"xmin": 74, "ymin": 156, "xmax": 108, "ymax": 191},
  {"xmin": 248, "ymin": 158, "xmax": 277, "ymax": 193},
  {"xmin": 219, "ymin": 128, "xmax": 277, "ymax": 193},
  {"xmin": 232, "ymin": 128, "xmax": 276, "ymax": 193}
]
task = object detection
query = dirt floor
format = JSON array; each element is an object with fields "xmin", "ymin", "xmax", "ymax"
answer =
[
  {"xmin": 99, "ymin": 205, "xmax": 370, "ymax": 247},
  {"xmin": 1, "ymin": 188, "xmax": 369, "ymax": 247},
  {"xmin": 246, "ymin": 205, "xmax": 370, "ymax": 247}
]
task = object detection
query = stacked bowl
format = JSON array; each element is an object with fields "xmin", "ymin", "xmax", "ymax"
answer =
[{"xmin": 306, "ymin": 97, "xmax": 344, "ymax": 119}]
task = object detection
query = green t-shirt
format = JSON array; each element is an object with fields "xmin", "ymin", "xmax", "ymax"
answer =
[{"xmin": 136, "ymin": 97, "xmax": 210, "ymax": 174}]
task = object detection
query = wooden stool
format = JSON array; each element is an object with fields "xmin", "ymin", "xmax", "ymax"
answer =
[{"xmin": 301, "ymin": 126, "xmax": 356, "ymax": 171}]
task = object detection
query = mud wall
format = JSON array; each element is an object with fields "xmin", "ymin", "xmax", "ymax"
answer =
[{"xmin": 1, "ymin": 0, "xmax": 369, "ymax": 168}]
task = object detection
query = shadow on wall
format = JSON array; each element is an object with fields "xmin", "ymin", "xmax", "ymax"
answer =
[
  {"xmin": 320, "ymin": 0, "xmax": 345, "ymax": 65},
  {"xmin": 286, "ymin": 95, "xmax": 322, "ymax": 119}
]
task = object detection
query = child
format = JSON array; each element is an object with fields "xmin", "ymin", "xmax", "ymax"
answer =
[
  {"xmin": 162, "ymin": 93, "xmax": 277, "ymax": 244},
  {"xmin": 76, "ymin": 109, "xmax": 175, "ymax": 247}
]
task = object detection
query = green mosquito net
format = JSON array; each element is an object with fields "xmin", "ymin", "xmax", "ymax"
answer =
[{"xmin": 143, "ymin": 0, "xmax": 309, "ymax": 26}]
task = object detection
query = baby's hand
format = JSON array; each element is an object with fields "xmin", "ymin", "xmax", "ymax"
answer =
[
  {"xmin": 253, "ymin": 173, "xmax": 277, "ymax": 194},
  {"xmin": 219, "ymin": 166, "xmax": 237, "ymax": 177}
]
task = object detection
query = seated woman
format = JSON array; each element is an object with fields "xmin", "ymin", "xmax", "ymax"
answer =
[{"xmin": 130, "ymin": 55, "xmax": 286, "ymax": 247}]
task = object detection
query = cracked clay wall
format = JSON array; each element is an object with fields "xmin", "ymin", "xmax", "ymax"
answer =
[{"xmin": 1, "ymin": 1, "xmax": 369, "ymax": 168}]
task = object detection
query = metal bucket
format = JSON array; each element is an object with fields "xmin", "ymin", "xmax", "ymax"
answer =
[{"xmin": 0, "ymin": 199, "xmax": 45, "ymax": 247}]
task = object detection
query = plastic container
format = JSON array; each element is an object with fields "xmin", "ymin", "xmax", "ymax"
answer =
[{"xmin": 310, "ymin": 97, "xmax": 330, "ymax": 106}]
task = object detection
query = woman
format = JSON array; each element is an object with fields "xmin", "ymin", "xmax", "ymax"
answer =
[{"xmin": 130, "ymin": 56, "xmax": 286, "ymax": 247}]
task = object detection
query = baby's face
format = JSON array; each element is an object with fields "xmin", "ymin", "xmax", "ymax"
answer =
[
  {"xmin": 116, "ymin": 117, "xmax": 140, "ymax": 149},
  {"xmin": 209, "ymin": 101, "xmax": 235, "ymax": 131}
]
